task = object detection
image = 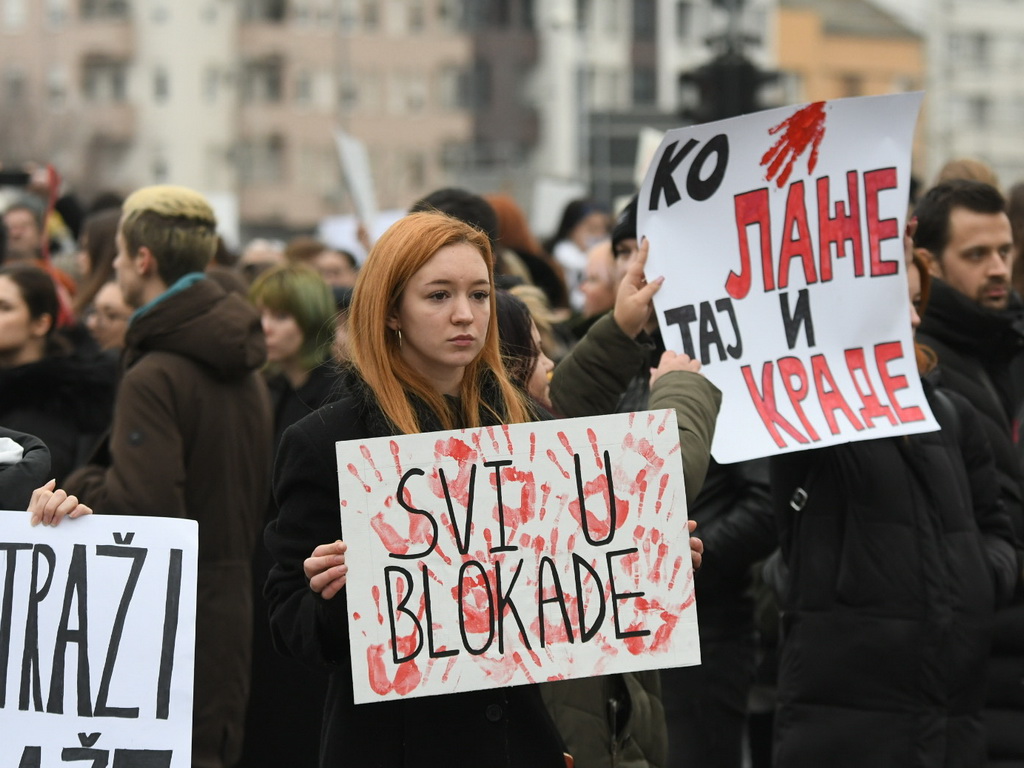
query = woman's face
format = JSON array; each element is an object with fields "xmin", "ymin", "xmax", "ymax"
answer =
[
  {"xmin": 85, "ymin": 281, "xmax": 130, "ymax": 351},
  {"xmin": 571, "ymin": 211, "xmax": 610, "ymax": 251},
  {"xmin": 260, "ymin": 306, "xmax": 305, "ymax": 366},
  {"xmin": 907, "ymin": 261, "xmax": 922, "ymax": 334},
  {"xmin": 390, "ymin": 242, "xmax": 490, "ymax": 396},
  {"xmin": 526, "ymin": 320, "xmax": 555, "ymax": 406},
  {"xmin": 0, "ymin": 275, "xmax": 48, "ymax": 365},
  {"xmin": 580, "ymin": 241, "xmax": 617, "ymax": 318}
]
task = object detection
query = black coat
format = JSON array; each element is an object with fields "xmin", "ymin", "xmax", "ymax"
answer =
[
  {"xmin": 0, "ymin": 427, "xmax": 50, "ymax": 510},
  {"xmin": 917, "ymin": 279, "xmax": 1024, "ymax": 761},
  {"xmin": 0, "ymin": 351, "xmax": 115, "ymax": 484},
  {"xmin": 242, "ymin": 363, "xmax": 341, "ymax": 768},
  {"xmin": 772, "ymin": 382, "xmax": 1018, "ymax": 768},
  {"xmin": 264, "ymin": 376, "xmax": 566, "ymax": 768},
  {"xmin": 917, "ymin": 279, "xmax": 1024, "ymax": 522},
  {"xmin": 687, "ymin": 458, "xmax": 775, "ymax": 637}
]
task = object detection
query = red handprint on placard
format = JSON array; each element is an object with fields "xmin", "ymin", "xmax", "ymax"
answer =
[{"xmin": 761, "ymin": 101, "xmax": 827, "ymax": 188}]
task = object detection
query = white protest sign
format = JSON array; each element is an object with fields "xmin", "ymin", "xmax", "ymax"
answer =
[
  {"xmin": 638, "ymin": 93, "xmax": 936, "ymax": 463},
  {"xmin": 338, "ymin": 411, "xmax": 699, "ymax": 704},
  {"xmin": 334, "ymin": 129, "xmax": 379, "ymax": 227},
  {"xmin": 0, "ymin": 513, "xmax": 198, "ymax": 767}
]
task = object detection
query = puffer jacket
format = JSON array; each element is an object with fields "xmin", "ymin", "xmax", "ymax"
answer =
[
  {"xmin": 772, "ymin": 380, "xmax": 1018, "ymax": 768},
  {"xmin": 917, "ymin": 280, "xmax": 1024, "ymax": 766}
]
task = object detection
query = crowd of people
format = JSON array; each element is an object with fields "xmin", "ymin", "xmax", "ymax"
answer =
[{"xmin": 1, "ymin": 156, "xmax": 1024, "ymax": 768}]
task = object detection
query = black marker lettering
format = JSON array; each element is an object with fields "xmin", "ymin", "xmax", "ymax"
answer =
[
  {"xmin": 48, "ymin": 544, "xmax": 92, "ymax": 716},
  {"xmin": 94, "ymin": 545, "xmax": 146, "ymax": 718},
  {"xmin": 156, "ymin": 549, "xmax": 182, "ymax": 720},
  {"xmin": 393, "ymin": 468, "xmax": 437, "ymax": 559}
]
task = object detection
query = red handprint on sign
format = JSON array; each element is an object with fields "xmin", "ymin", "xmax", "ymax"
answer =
[{"xmin": 761, "ymin": 101, "xmax": 827, "ymax": 188}]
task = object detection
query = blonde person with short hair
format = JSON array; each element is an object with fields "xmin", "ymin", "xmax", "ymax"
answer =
[{"xmin": 65, "ymin": 185, "xmax": 272, "ymax": 768}]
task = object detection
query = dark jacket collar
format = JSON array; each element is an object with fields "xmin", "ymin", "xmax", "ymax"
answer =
[{"xmin": 918, "ymin": 278, "xmax": 1024, "ymax": 360}]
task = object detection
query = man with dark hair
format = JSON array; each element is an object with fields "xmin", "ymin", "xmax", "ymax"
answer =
[
  {"xmin": 913, "ymin": 178, "xmax": 1024, "ymax": 767},
  {"xmin": 914, "ymin": 179, "xmax": 1013, "ymax": 310},
  {"xmin": 410, "ymin": 186, "xmax": 500, "ymax": 248},
  {"xmin": 66, "ymin": 185, "xmax": 273, "ymax": 768},
  {"xmin": 2, "ymin": 198, "xmax": 45, "ymax": 262}
]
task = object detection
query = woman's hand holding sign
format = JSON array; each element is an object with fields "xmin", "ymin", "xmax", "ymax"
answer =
[
  {"xmin": 29, "ymin": 479, "xmax": 92, "ymax": 527},
  {"xmin": 614, "ymin": 238, "xmax": 665, "ymax": 339},
  {"xmin": 305, "ymin": 540, "xmax": 349, "ymax": 600}
]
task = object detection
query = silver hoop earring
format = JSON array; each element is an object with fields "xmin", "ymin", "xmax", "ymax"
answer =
[{"xmin": 396, "ymin": 328, "xmax": 402, "ymax": 348}]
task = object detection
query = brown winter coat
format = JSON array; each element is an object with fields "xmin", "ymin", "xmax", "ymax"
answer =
[{"xmin": 67, "ymin": 277, "xmax": 273, "ymax": 768}]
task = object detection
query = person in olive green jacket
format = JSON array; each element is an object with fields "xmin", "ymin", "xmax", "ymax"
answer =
[{"xmin": 541, "ymin": 237, "xmax": 722, "ymax": 768}]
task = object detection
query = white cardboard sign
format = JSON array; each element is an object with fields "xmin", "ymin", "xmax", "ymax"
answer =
[
  {"xmin": 337, "ymin": 411, "xmax": 699, "ymax": 704},
  {"xmin": 0, "ymin": 514, "xmax": 198, "ymax": 767},
  {"xmin": 638, "ymin": 93, "xmax": 937, "ymax": 463}
]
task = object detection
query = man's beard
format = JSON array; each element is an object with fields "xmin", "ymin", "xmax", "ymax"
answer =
[{"xmin": 977, "ymin": 277, "xmax": 1010, "ymax": 310}]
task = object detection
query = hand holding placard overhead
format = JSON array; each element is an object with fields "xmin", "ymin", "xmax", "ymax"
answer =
[{"xmin": 638, "ymin": 93, "xmax": 935, "ymax": 463}]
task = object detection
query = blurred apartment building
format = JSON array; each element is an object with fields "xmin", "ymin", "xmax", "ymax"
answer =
[
  {"xmin": 924, "ymin": 0, "xmax": 1024, "ymax": 188},
  {"xmin": 0, "ymin": 0, "xmax": 944, "ymax": 241}
]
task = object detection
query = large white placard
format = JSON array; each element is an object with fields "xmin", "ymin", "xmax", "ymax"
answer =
[
  {"xmin": 338, "ymin": 411, "xmax": 699, "ymax": 704},
  {"xmin": 0, "ymin": 514, "xmax": 198, "ymax": 767},
  {"xmin": 638, "ymin": 93, "xmax": 937, "ymax": 463}
]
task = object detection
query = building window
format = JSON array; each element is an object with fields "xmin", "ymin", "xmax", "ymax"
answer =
[
  {"xmin": 5, "ymin": 69, "xmax": 25, "ymax": 102},
  {"xmin": 48, "ymin": 67, "xmax": 68, "ymax": 108},
  {"xmin": 575, "ymin": 0, "xmax": 589, "ymax": 30},
  {"xmin": 153, "ymin": 155, "xmax": 169, "ymax": 184},
  {"xmin": 408, "ymin": 0, "xmax": 425, "ymax": 32},
  {"xmin": 239, "ymin": 135, "xmax": 285, "ymax": 183},
  {"xmin": 492, "ymin": 0, "xmax": 510, "ymax": 27},
  {"xmin": 83, "ymin": 57, "xmax": 129, "ymax": 103},
  {"xmin": 151, "ymin": 0, "xmax": 169, "ymax": 22},
  {"xmin": 242, "ymin": 57, "xmax": 284, "ymax": 102},
  {"xmin": 438, "ymin": 0, "xmax": 465, "ymax": 31},
  {"xmin": 80, "ymin": 0, "xmax": 129, "ymax": 19},
  {"xmin": 299, "ymin": 144, "xmax": 339, "ymax": 194},
  {"xmin": 950, "ymin": 31, "xmax": 991, "ymax": 68},
  {"xmin": 840, "ymin": 73, "xmax": 863, "ymax": 97},
  {"xmin": 339, "ymin": 0, "xmax": 358, "ymax": 30},
  {"xmin": 295, "ymin": 71, "xmax": 313, "ymax": 105},
  {"xmin": 339, "ymin": 72, "xmax": 359, "ymax": 109},
  {"xmin": 439, "ymin": 63, "xmax": 490, "ymax": 110},
  {"xmin": 404, "ymin": 150, "xmax": 426, "ymax": 189},
  {"xmin": 4, "ymin": 0, "xmax": 26, "ymax": 28},
  {"xmin": 675, "ymin": 0, "xmax": 693, "ymax": 39},
  {"xmin": 46, "ymin": 0, "xmax": 68, "ymax": 27},
  {"xmin": 968, "ymin": 95, "xmax": 991, "ymax": 128},
  {"xmin": 241, "ymin": 0, "xmax": 286, "ymax": 22},
  {"xmin": 204, "ymin": 66, "xmax": 219, "ymax": 103},
  {"xmin": 389, "ymin": 72, "xmax": 427, "ymax": 114},
  {"xmin": 632, "ymin": 66, "xmax": 656, "ymax": 105},
  {"xmin": 632, "ymin": 0, "xmax": 655, "ymax": 41},
  {"xmin": 361, "ymin": 0, "xmax": 378, "ymax": 30},
  {"xmin": 154, "ymin": 67, "xmax": 169, "ymax": 102}
]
